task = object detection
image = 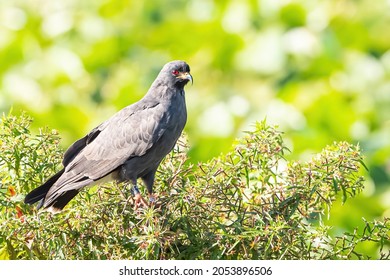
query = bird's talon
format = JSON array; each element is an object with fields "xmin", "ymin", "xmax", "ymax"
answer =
[
  {"xmin": 149, "ymin": 195, "xmax": 156, "ymax": 204},
  {"xmin": 133, "ymin": 193, "xmax": 148, "ymax": 210}
]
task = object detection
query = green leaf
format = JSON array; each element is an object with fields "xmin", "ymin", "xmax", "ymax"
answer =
[{"xmin": 0, "ymin": 245, "xmax": 10, "ymax": 260}]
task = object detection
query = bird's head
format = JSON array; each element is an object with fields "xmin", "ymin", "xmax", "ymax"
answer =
[{"xmin": 161, "ymin": 60, "xmax": 193, "ymax": 88}]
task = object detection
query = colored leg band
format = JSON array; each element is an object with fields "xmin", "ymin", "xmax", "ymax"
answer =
[{"xmin": 131, "ymin": 186, "xmax": 140, "ymax": 196}]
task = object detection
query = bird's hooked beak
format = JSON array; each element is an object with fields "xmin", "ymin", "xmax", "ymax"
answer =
[{"xmin": 178, "ymin": 72, "xmax": 193, "ymax": 85}]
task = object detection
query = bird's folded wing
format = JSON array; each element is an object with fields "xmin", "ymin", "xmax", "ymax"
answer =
[
  {"xmin": 62, "ymin": 121, "xmax": 109, "ymax": 166},
  {"xmin": 47, "ymin": 102, "xmax": 167, "ymax": 194}
]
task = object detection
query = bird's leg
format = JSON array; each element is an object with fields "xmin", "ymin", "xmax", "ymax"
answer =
[
  {"xmin": 131, "ymin": 185, "xmax": 148, "ymax": 210},
  {"xmin": 141, "ymin": 170, "xmax": 157, "ymax": 206}
]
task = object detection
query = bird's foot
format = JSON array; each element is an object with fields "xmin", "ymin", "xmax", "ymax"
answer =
[
  {"xmin": 148, "ymin": 194, "xmax": 156, "ymax": 204},
  {"xmin": 133, "ymin": 193, "xmax": 149, "ymax": 210}
]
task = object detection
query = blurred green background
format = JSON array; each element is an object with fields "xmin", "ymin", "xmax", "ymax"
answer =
[{"xmin": 0, "ymin": 0, "xmax": 389, "ymax": 253}]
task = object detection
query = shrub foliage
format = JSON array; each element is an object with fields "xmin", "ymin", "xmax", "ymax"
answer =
[{"xmin": 0, "ymin": 113, "xmax": 389, "ymax": 259}]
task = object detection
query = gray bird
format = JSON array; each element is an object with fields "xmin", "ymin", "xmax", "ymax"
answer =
[{"xmin": 24, "ymin": 60, "xmax": 192, "ymax": 213}]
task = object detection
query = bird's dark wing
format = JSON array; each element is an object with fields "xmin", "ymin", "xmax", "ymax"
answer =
[
  {"xmin": 62, "ymin": 121, "xmax": 109, "ymax": 166},
  {"xmin": 45, "ymin": 101, "xmax": 168, "ymax": 196}
]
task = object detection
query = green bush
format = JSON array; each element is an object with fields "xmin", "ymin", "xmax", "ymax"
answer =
[{"xmin": 0, "ymin": 112, "xmax": 389, "ymax": 260}]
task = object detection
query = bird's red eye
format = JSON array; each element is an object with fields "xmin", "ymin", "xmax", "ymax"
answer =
[{"xmin": 172, "ymin": 69, "xmax": 179, "ymax": 76}]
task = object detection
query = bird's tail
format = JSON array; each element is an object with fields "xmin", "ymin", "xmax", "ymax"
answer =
[{"xmin": 24, "ymin": 169, "xmax": 65, "ymax": 209}]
